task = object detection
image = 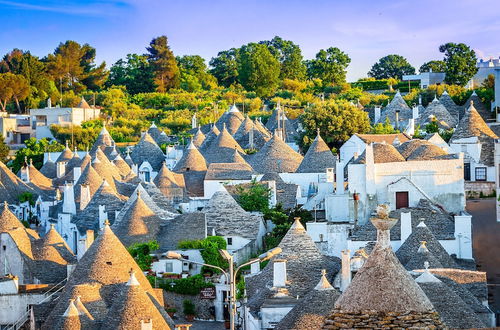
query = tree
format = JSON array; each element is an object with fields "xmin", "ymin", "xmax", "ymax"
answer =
[
  {"xmin": 147, "ymin": 36, "xmax": 180, "ymax": 92},
  {"xmin": 238, "ymin": 43, "xmax": 280, "ymax": 97},
  {"xmin": 209, "ymin": 48, "xmax": 239, "ymax": 88},
  {"xmin": 439, "ymin": 42, "xmax": 478, "ymax": 86},
  {"xmin": 46, "ymin": 40, "xmax": 108, "ymax": 92},
  {"xmin": 368, "ymin": 54, "xmax": 415, "ymax": 80},
  {"xmin": 419, "ymin": 60, "xmax": 446, "ymax": 73},
  {"xmin": 260, "ymin": 36, "xmax": 306, "ymax": 81},
  {"xmin": 300, "ymin": 100, "xmax": 371, "ymax": 148},
  {"xmin": 371, "ymin": 117, "xmax": 398, "ymax": 134},
  {"xmin": 306, "ymin": 47, "xmax": 351, "ymax": 85},
  {"xmin": 177, "ymin": 55, "xmax": 218, "ymax": 91},
  {"xmin": 127, "ymin": 240, "xmax": 159, "ymax": 270},
  {"xmin": 482, "ymin": 74, "xmax": 495, "ymax": 89},
  {"xmin": 0, "ymin": 72, "xmax": 29, "ymax": 112},
  {"xmin": 387, "ymin": 77, "xmax": 398, "ymax": 92},
  {"xmin": 0, "ymin": 134, "xmax": 9, "ymax": 163},
  {"xmin": 1, "ymin": 49, "xmax": 58, "ymax": 110},
  {"xmin": 108, "ymin": 54, "xmax": 155, "ymax": 94},
  {"xmin": 12, "ymin": 138, "xmax": 64, "ymax": 173},
  {"xmin": 235, "ymin": 180, "xmax": 271, "ymax": 212}
]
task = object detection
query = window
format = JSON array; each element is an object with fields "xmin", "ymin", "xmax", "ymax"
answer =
[
  {"xmin": 144, "ymin": 171, "xmax": 151, "ymax": 182},
  {"xmin": 227, "ymin": 237, "xmax": 233, "ymax": 246},
  {"xmin": 475, "ymin": 167, "xmax": 487, "ymax": 181},
  {"xmin": 165, "ymin": 262, "xmax": 173, "ymax": 273},
  {"xmin": 319, "ymin": 234, "xmax": 324, "ymax": 242},
  {"xmin": 395, "ymin": 191, "xmax": 409, "ymax": 209}
]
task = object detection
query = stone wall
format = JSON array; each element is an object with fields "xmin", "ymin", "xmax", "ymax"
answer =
[
  {"xmin": 163, "ymin": 291, "xmax": 216, "ymax": 321},
  {"xmin": 322, "ymin": 310, "xmax": 443, "ymax": 329},
  {"xmin": 465, "ymin": 181, "xmax": 495, "ymax": 198}
]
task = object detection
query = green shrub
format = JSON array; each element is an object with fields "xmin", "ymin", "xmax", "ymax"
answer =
[
  {"xmin": 183, "ymin": 299, "xmax": 196, "ymax": 315},
  {"xmin": 160, "ymin": 275, "xmax": 214, "ymax": 295}
]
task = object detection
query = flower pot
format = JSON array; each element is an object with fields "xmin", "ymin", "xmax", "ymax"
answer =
[
  {"xmin": 185, "ymin": 314, "xmax": 195, "ymax": 322},
  {"xmin": 224, "ymin": 320, "xmax": 230, "ymax": 329}
]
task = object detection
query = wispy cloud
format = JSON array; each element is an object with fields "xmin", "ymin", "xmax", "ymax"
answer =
[{"xmin": 0, "ymin": 0, "xmax": 131, "ymax": 16}]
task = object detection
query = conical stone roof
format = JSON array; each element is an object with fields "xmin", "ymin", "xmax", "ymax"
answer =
[
  {"xmin": 200, "ymin": 124, "xmax": 220, "ymax": 151},
  {"xmin": 40, "ymin": 157, "xmax": 57, "ymax": 179},
  {"xmin": 202, "ymin": 125, "xmax": 246, "ymax": 164},
  {"xmin": 153, "ymin": 163, "xmax": 181, "ymax": 190},
  {"xmin": 379, "ymin": 91, "xmax": 412, "ymax": 126},
  {"xmin": 0, "ymin": 201, "xmax": 25, "ymax": 232},
  {"xmin": 90, "ymin": 126, "xmax": 114, "ymax": 154},
  {"xmin": 74, "ymin": 163, "xmax": 102, "ymax": 202},
  {"xmin": 234, "ymin": 116, "xmax": 270, "ymax": 149},
  {"xmin": 56, "ymin": 144, "xmax": 74, "ymax": 163},
  {"xmin": 215, "ymin": 105, "xmax": 244, "ymax": 135},
  {"xmin": 34, "ymin": 225, "xmax": 75, "ymax": 264},
  {"xmin": 130, "ymin": 132, "xmax": 165, "ymax": 171},
  {"xmin": 112, "ymin": 192, "xmax": 162, "ymax": 246},
  {"xmin": 334, "ymin": 216, "xmax": 434, "ymax": 313},
  {"xmin": 192, "ymin": 127, "xmax": 206, "ymax": 148},
  {"xmin": 173, "ymin": 141, "xmax": 207, "ymax": 172},
  {"xmin": 102, "ymin": 271, "xmax": 170, "ymax": 330},
  {"xmin": 404, "ymin": 241, "xmax": 443, "ymax": 271},
  {"xmin": 65, "ymin": 151, "xmax": 82, "ymax": 173},
  {"xmin": 249, "ymin": 135, "xmax": 303, "ymax": 173},
  {"xmin": 296, "ymin": 132, "xmax": 336, "ymax": 173},
  {"xmin": 26, "ymin": 162, "xmax": 53, "ymax": 189},
  {"xmin": 439, "ymin": 91, "xmax": 461, "ymax": 122},
  {"xmin": 0, "ymin": 161, "xmax": 36, "ymax": 203},
  {"xmin": 462, "ymin": 91, "xmax": 490, "ymax": 122},
  {"xmin": 77, "ymin": 96, "xmax": 91, "ymax": 109},
  {"xmin": 113, "ymin": 154, "xmax": 132, "ymax": 176},
  {"xmin": 418, "ymin": 97, "xmax": 457, "ymax": 129}
]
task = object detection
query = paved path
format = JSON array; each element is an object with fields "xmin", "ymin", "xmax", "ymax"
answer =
[{"xmin": 466, "ymin": 198, "xmax": 500, "ymax": 316}]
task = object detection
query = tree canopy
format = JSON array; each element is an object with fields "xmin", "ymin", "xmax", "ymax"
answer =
[
  {"xmin": 147, "ymin": 36, "xmax": 180, "ymax": 92},
  {"xmin": 306, "ymin": 47, "xmax": 351, "ymax": 85},
  {"xmin": 439, "ymin": 42, "xmax": 478, "ymax": 86},
  {"xmin": 108, "ymin": 54, "xmax": 155, "ymax": 94},
  {"xmin": 419, "ymin": 60, "xmax": 446, "ymax": 73},
  {"xmin": 368, "ymin": 54, "xmax": 415, "ymax": 80}
]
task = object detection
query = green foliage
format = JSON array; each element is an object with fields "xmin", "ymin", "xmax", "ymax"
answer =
[
  {"xmin": 260, "ymin": 36, "xmax": 307, "ymax": 81},
  {"xmin": 235, "ymin": 180, "xmax": 271, "ymax": 212},
  {"xmin": 371, "ymin": 117, "xmax": 399, "ymax": 134},
  {"xmin": 439, "ymin": 42, "xmax": 478, "ymax": 86},
  {"xmin": 147, "ymin": 36, "xmax": 180, "ymax": 92},
  {"xmin": 306, "ymin": 47, "xmax": 351, "ymax": 85},
  {"xmin": 177, "ymin": 55, "xmax": 218, "ymax": 91},
  {"xmin": 419, "ymin": 60, "xmax": 446, "ymax": 73},
  {"xmin": 127, "ymin": 240, "xmax": 160, "ymax": 271},
  {"xmin": 50, "ymin": 124, "xmax": 101, "ymax": 150},
  {"xmin": 425, "ymin": 120, "xmax": 439, "ymax": 134},
  {"xmin": 238, "ymin": 43, "xmax": 281, "ymax": 97},
  {"xmin": 18, "ymin": 192, "xmax": 35, "ymax": 206},
  {"xmin": 183, "ymin": 300, "xmax": 196, "ymax": 315},
  {"xmin": 0, "ymin": 134, "xmax": 9, "ymax": 163},
  {"xmin": 12, "ymin": 138, "xmax": 64, "ymax": 173},
  {"xmin": 368, "ymin": 54, "xmax": 415, "ymax": 80},
  {"xmin": 159, "ymin": 274, "xmax": 214, "ymax": 295},
  {"xmin": 177, "ymin": 237, "xmax": 228, "ymax": 273},
  {"xmin": 0, "ymin": 72, "xmax": 30, "ymax": 112},
  {"xmin": 209, "ymin": 49, "xmax": 240, "ymax": 88},
  {"xmin": 300, "ymin": 100, "xmax": 371, "ymax": 149},
  {"xmin": 107, "ymin": 54, "xmax": 155, "ymax": 94}
]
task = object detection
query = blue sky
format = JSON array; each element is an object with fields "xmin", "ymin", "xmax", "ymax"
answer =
[{"xmin": 0, "ymin": 0, "xmax": 499, "ymax": 81}]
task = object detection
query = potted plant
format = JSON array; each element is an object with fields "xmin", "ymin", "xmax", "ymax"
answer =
[
  {"xmin": 166, "ymin": 307, "xmax": 177, "ymax": 318},
  {"xmin": 183, "ymin": 299, "xmax": 196, "ymax": 322}
]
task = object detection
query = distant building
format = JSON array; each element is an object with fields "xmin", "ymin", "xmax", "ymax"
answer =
[
  {"xmin": 0, "ymin": 113, "xmax": 32, "ymax": 144},
  {"xmin": 29, "ymin": 97, "xmax": 100, "ymax": 140},
  {"xmin": 403, "ymin": 70, "xmax": 446, "ymax": 89},
  {"xmin": 468, "ymin": 57, "xmax": 500, "ymax": 90}
]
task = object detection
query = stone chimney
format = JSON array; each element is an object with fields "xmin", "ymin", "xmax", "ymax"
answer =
[
  {"xmin": 98, "ymin": 205, "xmax": 107, "ymax": 229},
  {"xmin": 395, "ymin": 110, "xmax": 400, "ymax": 131},
  {"xmin": 365, "ymin": 144, "xmax": 376, "ymax": 196},
  {"xmin": 191, "ymin": 114, "xmax": 197, "ymax": 129},
  {"xmin": 400, "ymin": 212, "xmax": 412, "ymax": 244},
  {"xmin": 340, "ymin": 250, "xmax": 351, "ymax": 292},
  {"xmin": 20, "ymin": 159, "xmax": 29, "ymax": 183},
  {"xmin": 412, "ymin": 105, "xmax": 419, "ymax": 119},
  {"xmin": 62, "ymin": 182, "xmax": 76, "ymax": 215},
  {"xmin": 374, "ymin": 107, "xmax": 381, "ymax": 123},
  {"xmin": 47, "ymin": 97, "xmax": 52, "ymax": 108},
  {"xmin": 73, "ymin": 166, "xmax": 82, "ymax": 183},
  {"xmin": 86, "ymin": 229, "xmax": 94, "ymax": 247},
  {"xmin": 140, "ymin": 319, "xmax": 153, "ymax": 330},
  {"xmin": 79, "ymin": 184, "xmax": 90, "ymax": 210},
  {"xmin": 273, "ymin": 259, "xmax": 287, "ymax": 287},
  {"xmin": 249, "ymin": 126, "xmax": 254, "ymax": 149},
  {"xmin": 335, "ymin": 160, "xmax": 345, "ymax": 195},
  {"xmin": 56, "ymin": 161, "xmax": 66, "ymax": 178},
  {"xmin": 250, "ymin": 261, "xmax": 260, "ymax": 274},
  {"xmin": 370, "ymin": 204, "xmax": 398, "ymax": 248}
]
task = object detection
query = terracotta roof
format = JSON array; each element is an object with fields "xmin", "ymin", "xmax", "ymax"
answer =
[
  {"xmin": 297, "ymin": 133, "xmax": 337, "ymax": 173},
  {"xmin": 112, "ymin": 192, "xmax": 163, "ymax": 247},
  {"xmin": 192, "ymin": 127, "xmax": 206, "ymax": 148},
  {"xmin": 249, "ymin": 135, "xmax": 303, "ymax": 173},
  {"xmin": 334, "ymin": 216, "xmax": 434, "ymax": 313},
  {"xmin": 451, "ymin": 102, "xmax": 498, "ymax": 166},
  {"xmin": 173, "ymin": 141, "xmax": 207, "ymax": 172},
  {"xmin": 202, "ymin": 125, "xmax": 246, "ymax": 164},
  {"xmin": 246, "ymin": 219, "xmax": 340, "ymax": 316},
  {"xmin": 418, "ymin": 97, "xmax": 458, "ymax": 129}
]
